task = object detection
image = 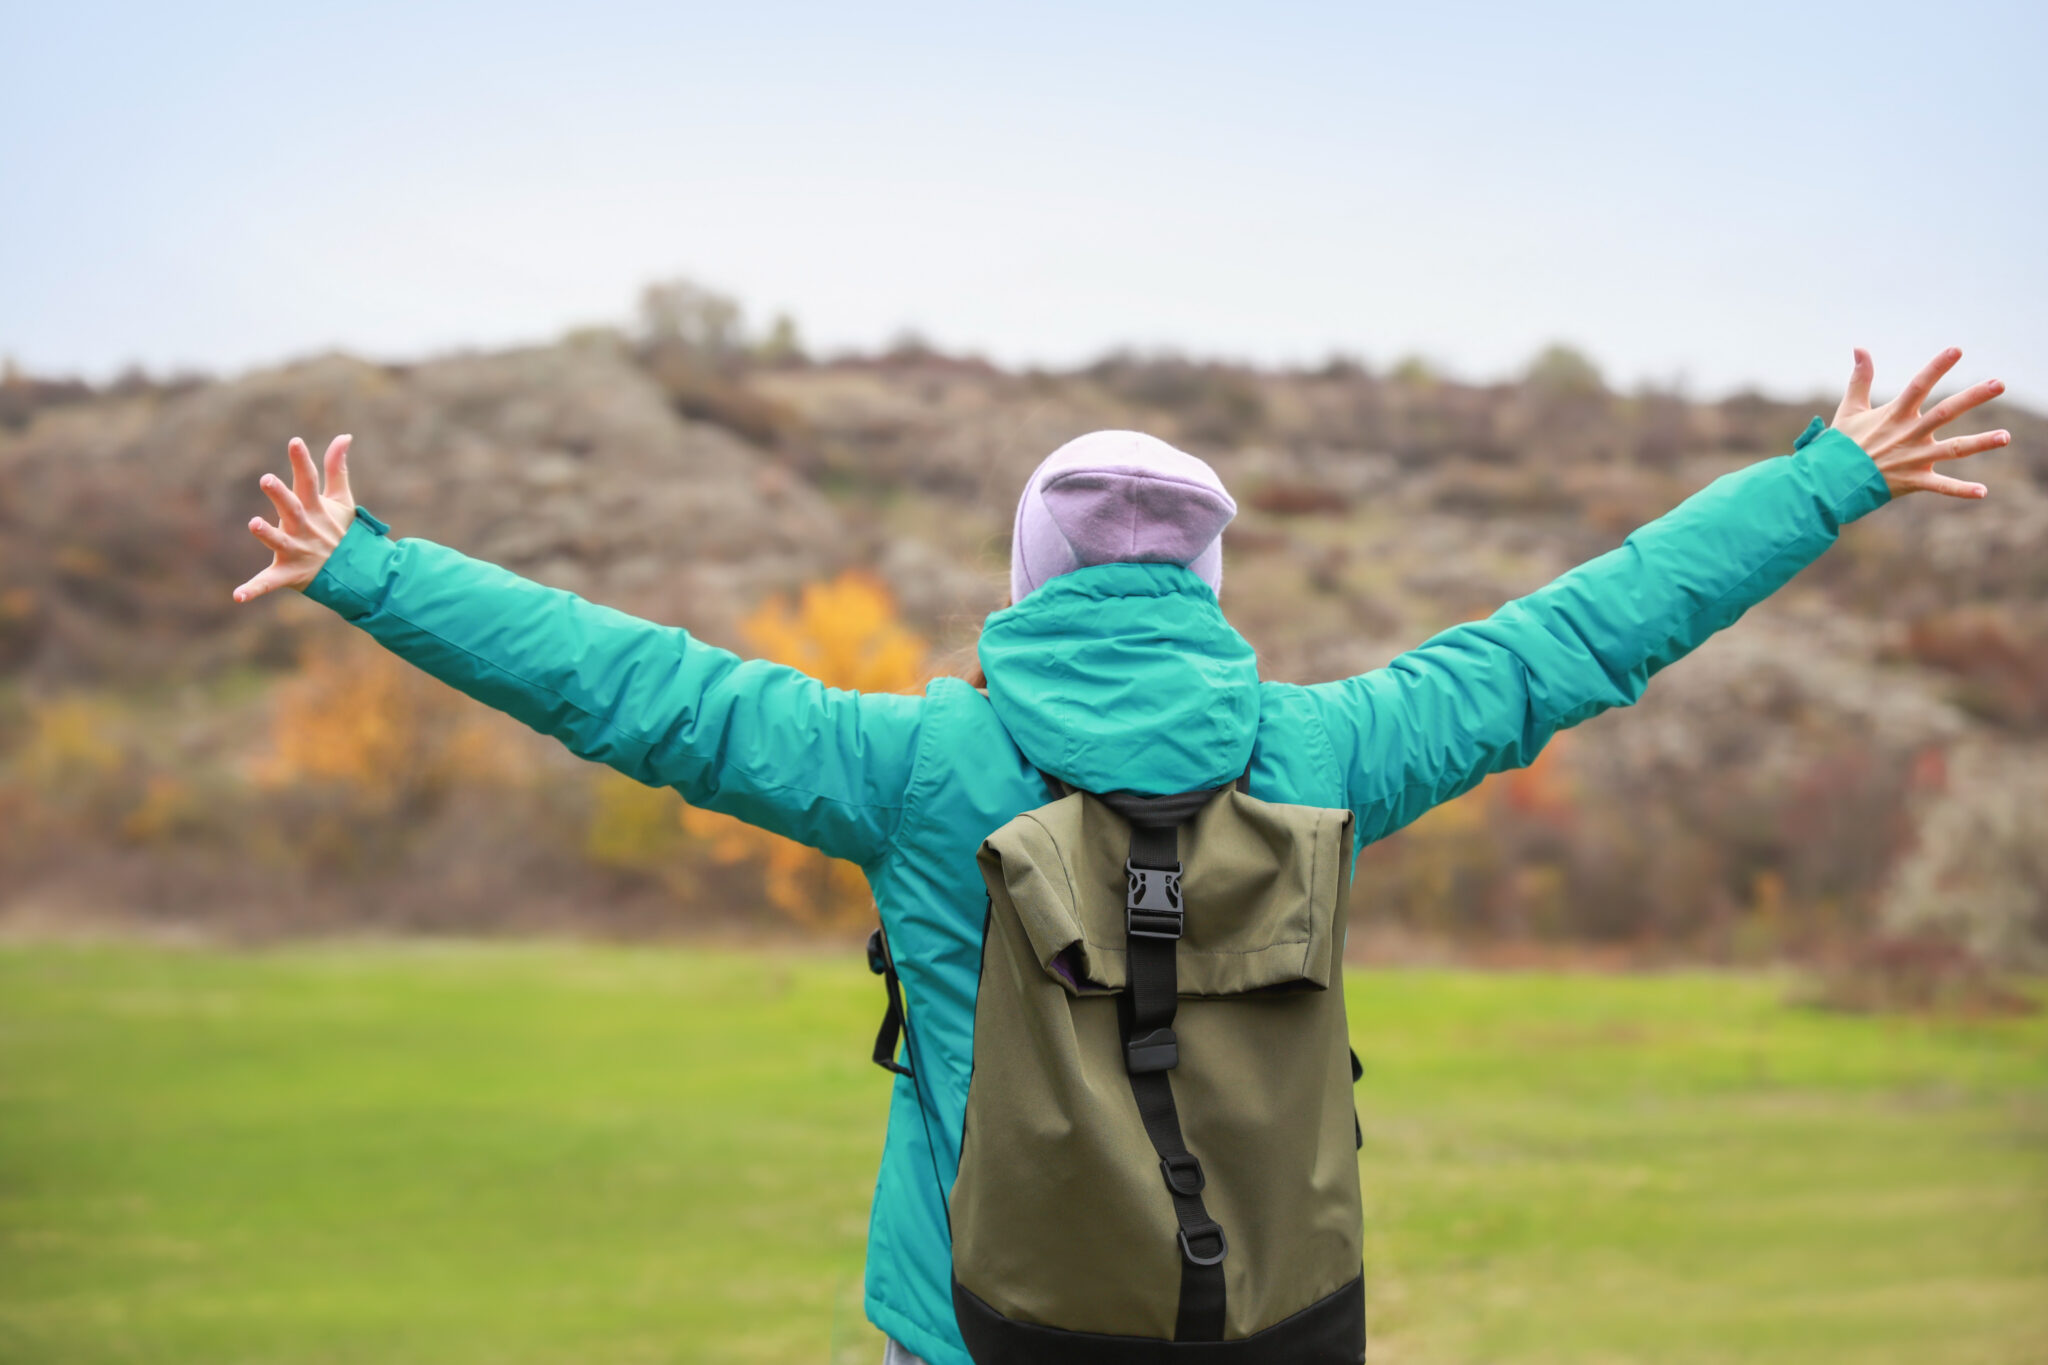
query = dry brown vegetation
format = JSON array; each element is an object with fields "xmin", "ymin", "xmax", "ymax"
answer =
[{"xmin": 3, "ymin": 285, "xmax": 2044, "ymax": 983}]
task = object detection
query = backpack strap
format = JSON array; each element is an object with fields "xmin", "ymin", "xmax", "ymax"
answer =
[
  {"xmin": 1352, "ymin": 1047, "xmax": 1364, "ymax": 1150},
  {"xmin": 865, "ymin": 928, "xmax": 913, "ymax": 1079},
  {"xmin": 1095, "ymin": 784, "xmax": 1234, "ymax": 1342}
]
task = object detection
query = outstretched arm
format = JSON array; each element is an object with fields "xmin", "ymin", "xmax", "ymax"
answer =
[
  {"xmin": 233, "ymin": 436, "xmax": 921, "ymax": 867},
  {"xmin": 1308, "ymin": 347, "xmax": 2010, "ymax": 846}
]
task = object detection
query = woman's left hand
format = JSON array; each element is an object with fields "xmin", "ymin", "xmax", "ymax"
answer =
[
  {"xmin": 233, "ymin": 435, "xmax": 356, "ymax": 602},
  {"xmin": 1832, "ymin": 347, "xmax": 2010, "ymax": 500}
]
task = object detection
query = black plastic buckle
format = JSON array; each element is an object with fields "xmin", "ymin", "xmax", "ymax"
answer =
[
  {"xmin": 1125, "ymin": 859, "xmax": 1184, "ymax": 939},
  {"xmin": 1177, "ymin": 1220, "xmax": 1229, "ymax": 1266},
  {"xmin": 1125, "ymin": 1027, "xmax": 1179, "ymax": 1074},
  {"xmin": 865, "ymin": 928, "xmax": 888, "ymax": 976},
  {"xmin": 1159, "ymin": 1153, "xmax": 1206, "ymax": 1197}
]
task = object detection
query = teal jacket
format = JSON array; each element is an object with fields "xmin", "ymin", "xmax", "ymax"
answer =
[{"xmin": 305, "ymin": 421, "xmax": 1888, "ymax": 1364}]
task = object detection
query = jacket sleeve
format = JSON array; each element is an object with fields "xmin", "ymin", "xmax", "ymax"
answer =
[
  {"xmin": 1304, "ymin": 422, "xmax": 1891, "ymax": 846},
  {"xmin": 302, "ymin": 508, "xmax": 922, "ymax": 866}
]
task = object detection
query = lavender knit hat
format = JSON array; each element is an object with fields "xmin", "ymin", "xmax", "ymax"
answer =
[{"xmin": 1009, "ymin": 431, "xmax": 1237, "ymax": 603}]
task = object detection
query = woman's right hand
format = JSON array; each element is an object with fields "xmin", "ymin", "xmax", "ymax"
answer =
[
  {"xmin": 233, "ymin": 435, "xmax": 358, "ymax": 603},
  {"xmin": 1831, "ymin": 348, "xmax": 2010, "ymax": 500}
]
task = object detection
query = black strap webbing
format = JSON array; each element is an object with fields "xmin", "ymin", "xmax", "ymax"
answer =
[
  {"xmin": 1351, "ymin": 1047, "xmax": 1364, "ymax": 1150},
  {"xmin": 1099, "ymin": 794, "xmax": 1229, "ymax": 1342},
  {"xmin": 866, "ymin": 928, "xmax": 913, "ymax": 1078}
]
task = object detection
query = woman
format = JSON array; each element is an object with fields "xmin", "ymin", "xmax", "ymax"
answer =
[{"xmin": 235, "ymin": 347, "xmax": 2007, "ymax": 1365}]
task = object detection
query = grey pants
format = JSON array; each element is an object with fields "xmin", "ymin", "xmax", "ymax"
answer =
[{"xmin": 883, "ymin": 1341, "xmax": 929, "ymax": 1365}]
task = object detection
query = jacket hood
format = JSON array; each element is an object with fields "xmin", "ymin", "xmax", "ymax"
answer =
[{"xmin": 976, "ymin": 562, "xmax": 1260, "ymax": 796}]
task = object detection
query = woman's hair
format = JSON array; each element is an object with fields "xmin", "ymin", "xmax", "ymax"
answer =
[{"xmin": 957, "ymin": 598, "xmax": 1007, "ymax": 691}]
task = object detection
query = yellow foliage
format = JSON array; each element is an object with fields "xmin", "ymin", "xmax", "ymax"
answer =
[
  {"xmin": 733, "ymin": 571, "xmax": 930, "ymax": 695},
  {"xmin": 675, "ymin": 571, "xmax": 929, "ymax": 931},
  {"xmin": 120, "ymin": 774, "xmax": 202, "ymax": 845},
  {"xmin": 758, "ymin": 841, "xmax": 876, "ymax": 932},
  {"xmin": 52, "ymin": 544, "xmax": 111, "ymax": 580},
  {"xmin": 15, "ymin": 696, "xmax": 124, "ymax": 791},
  {"xmin": 585, "ymin": 771, "xmax": 699, "ymax": 897},
  {"xmin": 441, "ymin": 712, "xmax": 536, "ymax": 788},
  {"xmin": 258, "ymin": 638, "xmax": 420, "ymax": 796},
  {"xmin": 7, "ymin": 694, "xmax": 165, "ymax": 842},
  {"xmin": 258, "ymin": 634, "xmax": 530, "ymax": 809}
]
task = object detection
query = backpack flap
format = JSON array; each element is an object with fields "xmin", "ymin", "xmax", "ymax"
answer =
[{"xmin": 976, "ymin": 787, "xmax": 1353, "ymax": 999}]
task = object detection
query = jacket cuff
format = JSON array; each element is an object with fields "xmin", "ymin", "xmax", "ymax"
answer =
[
  {"xmin": 1793, "ymin": 420, "xmax": 1891, "ymax": 525},
  {"xmin": 304, "ymin": 505, "xmax": 397, "ymax": 621}
]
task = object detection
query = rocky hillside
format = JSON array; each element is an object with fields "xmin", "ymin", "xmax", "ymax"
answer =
[{"xmin": 3, "ymin": 321, "xmax": 2044, "ymax": 969}]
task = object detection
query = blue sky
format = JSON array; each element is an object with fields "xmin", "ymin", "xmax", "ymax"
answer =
[{"xmin": 5, "ymin": 0, "xmax": 2043, "ymax": 401}]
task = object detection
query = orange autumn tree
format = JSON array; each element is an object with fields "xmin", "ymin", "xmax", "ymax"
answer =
[
  {"xmin": 259, "ymin": 632, "xmax": 530, "ymax": 812},
  {"xmin": 678, "ymin": 571, "xmax": 930, "ymax": 931}
]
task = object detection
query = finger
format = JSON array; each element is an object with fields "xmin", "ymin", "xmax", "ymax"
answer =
[
  {"xmin": 232, "ymin": 563, "xmax": 299, "ymax": 603},
  {"xmin": 287, "ymin": 438, "xmax": 321, "ymax": 509},
  {"xmin": 1913, "ymin": 379, "xmax": 2005, "ymax": 435},
  {"xmin": 246, "ymin": 515, "xmax": 292, "ymax": 553},
  {"xmin": 1902, "ymin": 469, "xmax": 1989, "ymax": 499},
  {"xmin": 1932, "ymin": 429, "xmax": 2011, "ymax": 462},
  {"xmin": 1842, "ymin": 347, "xmax": 1874, "ymax": 413},
  {"xmin": 322, "ymin": 434, "xmax": 354, "ymax": 506},
  {"xmin": 259, "ymin": 471, "xmax": 307, "ymax": 529},
  {"xmin": 1893, "ymin": 346, "xmax": 1962, "ymax": 415}
]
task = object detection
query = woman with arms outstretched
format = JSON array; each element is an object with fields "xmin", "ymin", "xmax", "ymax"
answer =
[{"xmin": 235, "ymin": 347, "xmax": 2009, "ymax": 1365}]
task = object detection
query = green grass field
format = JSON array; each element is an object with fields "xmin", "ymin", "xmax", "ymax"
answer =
[{"xmin": 1, "ymin": 943, "xmax": 2043, "ymax": 1365}]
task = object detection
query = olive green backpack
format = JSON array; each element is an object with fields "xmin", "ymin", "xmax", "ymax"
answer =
[{"xmin": 941, "ymin": 770, "xmax": 1367, "ymax": 1363}]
